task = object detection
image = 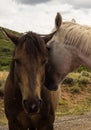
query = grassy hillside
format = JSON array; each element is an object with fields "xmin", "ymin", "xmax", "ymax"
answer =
[{"xmin": 0, "ymin": 27, "xmax": 20, "ymax": 71}]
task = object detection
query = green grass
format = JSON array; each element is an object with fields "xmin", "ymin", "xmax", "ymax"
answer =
[{"xmin": 0, "ymin": 27, "xmax": 21, "ymax": 71}]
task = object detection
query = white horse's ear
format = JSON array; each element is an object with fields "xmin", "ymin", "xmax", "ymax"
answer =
[
  {"xmin": 71, "ymin": 18, "xmax": 76, "ymax": 23},
  {"xmin": 55, "ymin": 12, "xmax": 62, "ymax": 29}
]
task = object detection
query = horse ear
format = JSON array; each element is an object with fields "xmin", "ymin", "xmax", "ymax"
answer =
[
  {"xmin": 42, "ymin": 31, "xmax": 56, "ymax": 43},
  {"xmin": 55, "ymin": 12, "xmax": 62, "ymax": 29},
  {"xmin": 2, "ymin": 28, "xmax": 19, "ymax": 45}
]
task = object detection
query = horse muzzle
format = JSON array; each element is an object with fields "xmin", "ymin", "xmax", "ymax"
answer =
[
  {"xmin": 45, "ymin": 80, "xmax": 58, "ymax": 91},
  {"xmin": 22, "ymin": 99, "xmax": 42, "ymax": 114}
]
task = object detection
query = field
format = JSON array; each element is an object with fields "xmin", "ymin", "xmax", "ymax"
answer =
[{"xmin": 1, "ymin": 71, "xmax": 91, "ymax": 125}]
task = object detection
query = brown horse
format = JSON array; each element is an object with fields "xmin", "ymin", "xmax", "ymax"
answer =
[
  {"xmin": 3, "ymin": 29, "xmax": 60, "ymax": 130},
  {"xmin": 45, "ymin": 12, "xmax": 91, "ymax": 90}
]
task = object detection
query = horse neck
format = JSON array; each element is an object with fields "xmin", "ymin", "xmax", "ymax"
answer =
[
  {"xmin": 63, "ymin": 46, "xmax": 81, "ymax": 73},
  {"xmin": 77, "ymin": 51, "xmax": 91, "ymax": 69},
  {"xmin": 67, "ymin": 46, "xmax": 91, "ymax": 70}
]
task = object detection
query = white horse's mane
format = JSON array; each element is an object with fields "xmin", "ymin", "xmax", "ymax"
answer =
[{"xmin": 59, "ymin": 21, "xmax": 91, "ymax": 56}]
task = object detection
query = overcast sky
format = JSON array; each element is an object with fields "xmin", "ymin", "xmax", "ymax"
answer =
[{"xmin": 0, "ymin": 0, "xmax": 91, "ymax": 33}]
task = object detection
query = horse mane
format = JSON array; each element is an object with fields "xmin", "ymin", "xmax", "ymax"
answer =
[
  {"xmin": 61, "ymin": 21, "xmax": 91, "ymax": 56},
  {"xmin": 19, "ymin": 31, "xmax": 47, "ymax": 57}
]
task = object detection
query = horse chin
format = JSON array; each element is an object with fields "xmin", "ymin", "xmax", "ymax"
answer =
[
  {"xmin": 47, "ymin": 86, "xmax": 58, "ymax": 91},
  {"xmin": 24, "ymin": 108, "xmax": 40, "ymax": 115},
  {"xmin": 48, "ymin": 87, "xmax": 58, "ymax": 91}
]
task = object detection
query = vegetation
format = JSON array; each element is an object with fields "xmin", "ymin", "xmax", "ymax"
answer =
[
  {"xmin": 0, "ymin": 98, "xmax": 7, "ymax": 125},
  {"xmin": 0, "ymin": 27, "xmax": 21, "ymax": 71},
  {"xmin": 0, "ymin": 71, "xmax": 8, "ymax": 96},
  {"xmin": 57, "ymin": 71, "xmax": 91, "ymax": 116}
]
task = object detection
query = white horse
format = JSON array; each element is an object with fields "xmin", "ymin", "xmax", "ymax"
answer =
[{"xmin": 45, "ymin": 13, "xmax": 91, "ymax": 90}]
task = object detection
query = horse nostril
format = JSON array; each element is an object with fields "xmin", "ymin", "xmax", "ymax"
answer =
[
  {"xmin": 38, "ymin": 99, "xmax": 42, "ymax": 106},
  {"xmin": 31, "ymin": 103, "xmax": 38, "ymax": 111},
  {"xmin": 23, "ymin": 100, "xmax": 28, "ymax": 108},
  {"xmin": 31, "ymin": 99, "xmax": 42, "ymax": 112}
]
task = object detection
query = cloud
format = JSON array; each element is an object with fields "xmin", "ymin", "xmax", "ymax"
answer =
[
  {"xmin": 0, "ymin": 0, "xmax": 91, "ymax": 34},
  {"xmin": 62, "ymin": 0, "xmax": 91, "ymax": 9},
  {"xmin": 14, "ymin": 0, "xmax": 51, "ymax": 5}
]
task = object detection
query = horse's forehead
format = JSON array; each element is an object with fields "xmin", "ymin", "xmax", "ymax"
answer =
[
  {"xmin": 14, "ymin": 45, "xmax": 41, "ymax": 63},
  {"xmin": 14, "ymin": 44, "xmax": 29, "ymax": 61},
  {"xmin": 15, "ymin": 44, "xmax": 25, "ymax": 54}
]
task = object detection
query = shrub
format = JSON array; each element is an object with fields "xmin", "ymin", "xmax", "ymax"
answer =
[
  {"xmin": 79, "ymin": 76, "xmax": 90, "ymax": 85},
  {"xmin": 69, "ymin": 83, "xmax": 81, "ymax": 94},
  {"xmin": 62, "ymin": 77, "xmax": 74, "ymax": 85},
  {"xmin": 77, "ymin": 65, "xmax": 90, "ymax": 72}
]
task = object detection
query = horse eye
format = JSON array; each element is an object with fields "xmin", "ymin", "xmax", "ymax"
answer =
[{"xmin": 14, "ymin": 59, "xmax": 21, "ymax": 65}]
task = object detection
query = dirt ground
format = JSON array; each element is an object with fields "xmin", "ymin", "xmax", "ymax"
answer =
[
  {"xmin": 54, "ymin": 112, "xmax": 91, "ymax": 130},
  {"xmin": 0, "ymin": 112, "xmax": 91, "ymax": 130}
]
